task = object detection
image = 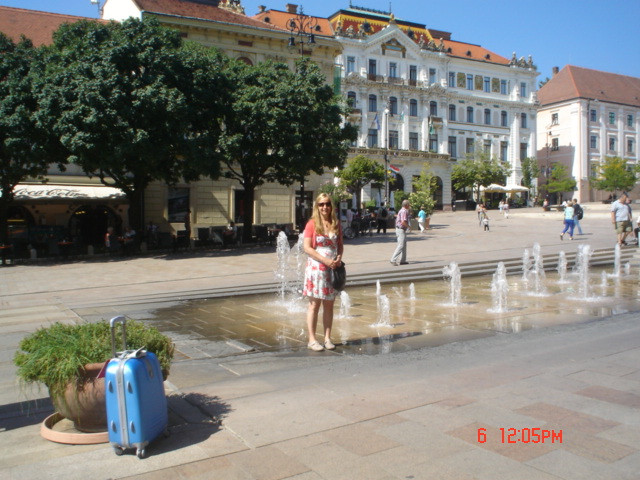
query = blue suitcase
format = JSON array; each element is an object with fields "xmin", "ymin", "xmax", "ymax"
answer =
[{"xmin": 105, "ymin": 316, "xmax": 168, "ymax": 458}]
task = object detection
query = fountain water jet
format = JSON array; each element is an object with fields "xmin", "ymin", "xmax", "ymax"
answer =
[
  {"xmin": 557, "ymin": 251, "xmax": 568, "ymax": 284},
  {"xmin": 339, "ymin": 290, "xmax": 352, "ymax": 318},
  {"xmin": 611, "ymin": 244, "xmax": 621, "ymax": 278},
  {"xmin": 373, "ymin": 294, "xmax": 392, "ymax": 327},
  {"xmin": 442, "ymin": 262, "xmax": 462, "ymax": 306},
  {"xmin": 528, "ymin": 243, "xmax": 548, "ymax": 296},
  {"xmin": 575, "ymin": 244, "xmax": 594, "ymax": 300},
  {"xmin": 275, "ymin": 232, "xmax": 292, "ymax": 301},
  {"xmin": 522, "ymin": 248, "xmax": 532, "ymax": 288},
  {"xmin": 409, "ymin": 283, "xmax": 416, "ymax": 300},
  {"xmin": 489, "ymin": 262, "xmax": 509, "ymax": 313}
]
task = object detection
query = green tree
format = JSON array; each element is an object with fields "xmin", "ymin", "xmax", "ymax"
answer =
[
  {"xmin": 408, "ymin": 167, "xmax": 436, "ymax": 216},
  {"xmin": 451, "ymin": 144, "xmax": 509, "ymax": 200},
  {"xmin": 317, "ymin": 182, "xmax": 350, "ymax": 207},
  {"xmin": 35, "ymin": 18, "xmax": 228, "ymax": 233},
  {"xmin": 520, "ymin": 157, "xmax": 540, "ymax": 189},
  {"xmin": 215, "ymin": 58, "xmax": 356, "ymax": 243},
  {"xmin": 544, "ymin": 163, "xmax": 576, "ymax": 203},
  {"xmin": 0, "ymin": 34, "xmax": 65, "ymax": 244},
  {"xmin": 590, "ymin": 156, "xmax": 638, "ymax": 196},
  {"xmin": 335, "ymin": 154, "xmax": 385, "ymax": 215}
]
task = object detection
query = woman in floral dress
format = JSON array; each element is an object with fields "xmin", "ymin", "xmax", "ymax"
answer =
[{"xmin": 303, "ymin": 193, "xmax": 344, "ymax": 351}]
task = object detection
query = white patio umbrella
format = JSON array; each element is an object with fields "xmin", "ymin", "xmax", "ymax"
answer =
[
  {"xmin": 504, "ymin": 184, "xmax": 529, "ymax": 193},
  {"xmin": 482, "ymin": 183, "xmax": 508, "ymax": 193}
]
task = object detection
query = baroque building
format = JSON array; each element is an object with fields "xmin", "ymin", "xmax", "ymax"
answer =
[
  {"xmin": 256, "ymin": 5, "xmax": 538, "ymax": 209},
  {"xmin": 537, "ymin": 65, "xmax": 640, "ymax": 202}
]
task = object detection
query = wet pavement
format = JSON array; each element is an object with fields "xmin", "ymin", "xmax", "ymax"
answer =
[{"xmin": 2, "ymin": 203, "xmax": 640, "ymax": 479}]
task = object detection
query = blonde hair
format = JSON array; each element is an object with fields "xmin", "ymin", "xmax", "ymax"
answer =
[{"xmin": 311, "ymin": 193, "xmax": 339, "ymax": 235}]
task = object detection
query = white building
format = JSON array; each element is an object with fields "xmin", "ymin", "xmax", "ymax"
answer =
[
  {"xmin": 537, "ymin": 65, "xmax": 640, "ymax": 202},
  {"xmin": 328, "ymin": 6, "xmax": 538, "ymax": 208}
]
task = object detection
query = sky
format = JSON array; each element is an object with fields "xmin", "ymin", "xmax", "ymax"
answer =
[{"xmin": 2, "ymin": 0, "xmax": 639, "ymax": 81}]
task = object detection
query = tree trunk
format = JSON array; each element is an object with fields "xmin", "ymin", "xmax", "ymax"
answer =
[
  {"xmin": 126, "ymin": 186, "xmax": 145, "ymax": 234},
  {"xmin": 0, "ymin": 191, "xmax": 10, "ymax": 246},
  {"xmin": 241, "ymin": 185, "xmax": 255, "ymax": 244}
]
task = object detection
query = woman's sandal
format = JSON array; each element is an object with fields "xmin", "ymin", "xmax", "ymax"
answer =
[
  {"xmin": 308, "ymin": 341, "xmax": 324, "ymax": 351},
  {"xmin": 324, "ymin": 339, "xmax": 336, "ymax": 350}
]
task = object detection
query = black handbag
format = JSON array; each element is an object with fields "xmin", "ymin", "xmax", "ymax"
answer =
[{"xmin": 331, "ymin": 261, "xmax": 346, "ymax": 291}]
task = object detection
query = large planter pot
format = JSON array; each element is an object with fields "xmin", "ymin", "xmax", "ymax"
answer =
[{"xmin": 51, "ymin": 362, "xmax": 107, "ymax": 433}]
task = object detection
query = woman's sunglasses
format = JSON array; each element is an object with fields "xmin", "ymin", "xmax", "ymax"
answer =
[{"xmin": 317, "ymin": 202, "xmax": 332, "ymax": 207}]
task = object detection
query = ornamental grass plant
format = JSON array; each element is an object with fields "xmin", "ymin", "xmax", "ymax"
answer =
[{"xmin": 14, "ymin": 319, "xmax": 174, "ymax": 398}]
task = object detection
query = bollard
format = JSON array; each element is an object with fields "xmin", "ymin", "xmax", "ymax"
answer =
[
  {"xmin": 87, "ymin": 245, "xmax": 94, "ymax": 255},
  {"xmin": 30, "ymin": 248, "xmax": 37, "ymax": 260}
]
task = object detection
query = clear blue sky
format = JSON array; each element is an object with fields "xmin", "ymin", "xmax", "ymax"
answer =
[{"xmin": 3, "ymin": 0, "xmax": 639, "ymax": 81}]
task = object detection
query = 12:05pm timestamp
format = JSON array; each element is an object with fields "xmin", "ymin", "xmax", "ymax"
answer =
[{"xmin": 477, "ymin": 427, "xmax": 563, "ymax": 444}]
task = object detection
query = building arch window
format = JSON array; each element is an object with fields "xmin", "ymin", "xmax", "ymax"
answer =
[
  {"xmin": 368, "ymin": 94, "xmax": 377, "ymax": 112},
  {"xmin": 409, "ymin": 99, "xmax": 418, "ymax": 117},
  {"xmin": 237, "ymin": 56, "xmax": 253, "ymax": 65},
  {"xmin": 429, "ymin": 101, "xmax": 438, "ymax": 116},
  {"xmin": 449, "ymin": 104, "xmax": 456, "ymax": 121},
  {"xmin": 389, "ymin": 96, "xmax": 398, "ymax": 115},
  {"xmin": 347, "ymin": 91, "xmax": 357, "ymax": 107}
]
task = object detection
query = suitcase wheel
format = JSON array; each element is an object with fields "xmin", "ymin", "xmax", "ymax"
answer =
[
  {"xmin": 136, "ymin": 447, "xmax": 147, "ymax": 459},
  {"xmin": 114, "ymin": 446, "xmax": 125, "ymax": 456}
]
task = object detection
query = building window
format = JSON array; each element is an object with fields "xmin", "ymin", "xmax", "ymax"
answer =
[
  {"xmin": 466, "ymin": 74, "xmax": 473, "ymax": 90},
  {"xmin": 448, "ymin": 71, "xmax": 455, "ymax": 87},
  {"xmin": 466, "ymin": 138, "xmax": 475, "ymax": 154},
  {"xmin": 429, "ymin": 68, "xmax": 436, "ymax": 85},
  {"xmin": 409, "ymin": 99, "xmax": 418, "ymax": 117},
  {"xmin": 483, "ymin": 140, "xmax": 491, "ymax": 154},
  {"xmin": 501, "ymin": 111, "xmax": 507, "ymax": 127},
  {"xmin": 609, "ymin": 112, "xmax": 615, "ymax": 125},
  {"xmin": 628, "ymin": 114, "xmax": 634, "ymax": 127},
  {"xmin": 484, "ymin": 76, "xmax": 490, "ymax": 92},
  {"xmin": 389, "ymin": 96, "xmax": 398, "ymax": 115},
  {"xmin": 449, "ymin": 104, "xmax": 456, "ymax": 121},
  {"xmin": 520, "ymin": 142, "xmax": 528, "ymax": 160},
  {"xmin": 448, "ymin": 136, "xmax": 457, "ymax": 157},
  {"xmin": 367, "ymin": 129, "xmax": 378, "ymax": 148},
  {"xmin": 346, "ymin": 56, "xmax": 355, "ymax": 74},
  {"xmin": 590, "ymin": 135, "xmax": 597, "ymax": 149},
  {"xmin": 430, "ymin": 101, "xmax": 438, "ymax": 116},
  {"xmin": 409, "ymin": 65, "xmax": 417, "ymax": 85},
  {"xmin": 500, "ymin": 79, "xmax": 507, "ymax": 94},
  {"xmin": 409, "ymin": 132, "xmax": 419, "ymax": 150},
  {"xmin": 609, "ymin": 137, "xmax": 616, "ymax": 151},
  {"xmin": 628, "ymin": 138, "xmax": 634, "ymax": 153},
  {"xmin": 500, "ymin": 141, "xmax": 508, "ymax": 162},
  {"xmin": 590, "ymin": 109, "xmax": 597, "ymax": 122},
  {"xmin": 368, "ymin": 59, "xmax": 377, "ymax": 75},
  {"xmin": 551, "ymin": 112, "xmax": 559, "ymax": 125},
  {"xmin": 467, "ymin": 106, "xmax": 474, "ymax": 123},
  {"xmin": 520, "ymin": 82, "xmax": 527, "ymax": 98},
  {"xmin": 388, "ymin": 130, "xmax": 399, "ymax": 149},
  {"xmin": 484, "ymin": 109, "xmax": 491, "ymax": 125},
  {"xmin": 368, "ymin": 94, "xmax": 377, "ymax": 112},
  {"xmin": 429, "ymin": 135, "xmax": 438, "ymax": 152},
  {"xmin": 389, "ymin": 62, "xmax": 397, "ymax": 78},
  {"xmin": 551, "ymin": 138, "xmax": 559, "ymax": 151},
  {"xmin": 520, "ymin": 113, "xmax": 527, "ymax": 129},
  {"xmin": 347, "ymin": 91, "xmax": 356, "ymax": 107}
]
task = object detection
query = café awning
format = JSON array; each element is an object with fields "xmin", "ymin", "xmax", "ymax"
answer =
[{"xmin": 11, "ymin": 184, "xmax": 126, "ymax": 201}]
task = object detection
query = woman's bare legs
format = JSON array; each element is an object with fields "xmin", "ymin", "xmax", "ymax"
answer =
[
  {"xmin": 306, "ymin": 298, "xmax": 322, "ymax": 345},
  {"xmin": 322, "ymin": 299, "xmax": 335, "ymax": 348}
]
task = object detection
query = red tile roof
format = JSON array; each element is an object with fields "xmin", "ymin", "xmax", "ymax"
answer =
[
  {"xmin": 253, "ymin": 9, "xmax": 333, "ymax": 37},
  {"xmin": 538, "ymin": 65, "xmax": 640, "ymax": 108},
  {"xmin": 132, "ymin": 0, "xmax": 287, "ymax": 31},
  {"xmin": 0, "ymin": 6, "xmax": 99, "ymax": 46},
  {"xmin": 442, "ymin": 39, "xmax": 509, "ymax": 65}
]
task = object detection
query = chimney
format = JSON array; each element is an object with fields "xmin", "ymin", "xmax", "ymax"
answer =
[
  {"xmin": 552, "ymin": 66, "xmax": 559, "ymax": 76},
  {"xmin": 286, "ymin": 3, "xmax": 298, "ymax": 14},
  {"xmin": 258, "ymin": 5, "xmax": 266, "ymax": 12}
]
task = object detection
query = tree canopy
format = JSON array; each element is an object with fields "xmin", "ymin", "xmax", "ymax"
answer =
[
  {"xmin": 215, "ymin": 57, "xmax": 356, "ymax": 242},
  {"xmin": 543, "ymin": 163, "xmax": 576, "ymax": 201},
  {"xmin": 0, "ymin": 33, "xmax": 65, "ymax": 244},
  {"xmin": 334, "ymin": 154, "xmax": 385, "ymax": 215},
  {"xmin": 35, "ymin": 18, "xmax": 228, "ymax": 231},
  {"xmin": 451, "ymin": 144, "xmax": 509, "ymax": 200},
  {"xmin": 409, "ymin": 167, "xmax": 437, "ymax": 216},
  {"xmin": 590, "ymin": 156, "xmax": 638, "ymax": 195}
]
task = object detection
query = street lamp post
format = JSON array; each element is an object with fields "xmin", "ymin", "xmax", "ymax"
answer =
[
  {"xmin": 384, "ymin": 102, "xmax": 390, "ymax": 207},
  {"xmin": 287, "ymin": 6, "xmax": 317, "ymax": 230}
]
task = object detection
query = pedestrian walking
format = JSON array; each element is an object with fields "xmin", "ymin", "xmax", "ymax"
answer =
[
  {"xmin": 560, "ymin": 202, "xmax": 575, "ymax": 240},
  {"xmin": 572, "ymin": 199, "xmax": 584, "ymax": 235},
  {"xmin": 611, "ymin": 193, "xmax": 632, "ymax": 246},
  {"xmin": 390, "ymin": 199, "xmax": 410, "ymax": 266},
  {"xmin": 417, "ymin": 206, "xmax": 427, "ymax": 233}
]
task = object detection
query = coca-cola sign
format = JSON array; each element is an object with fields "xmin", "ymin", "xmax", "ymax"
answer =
[{"xmin": 12, "ymin": 185, "xmax": 125, "ymax": 200}]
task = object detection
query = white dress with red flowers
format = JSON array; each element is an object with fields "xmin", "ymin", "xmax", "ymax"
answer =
[{"xmin": 303, "ymin": 232, "xmax": 339, "ymax": 301}]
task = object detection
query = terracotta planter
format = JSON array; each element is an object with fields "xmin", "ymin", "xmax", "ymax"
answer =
[{"xmin": 51, "ymin": 362, "xmax": 107, "ymax": 433}]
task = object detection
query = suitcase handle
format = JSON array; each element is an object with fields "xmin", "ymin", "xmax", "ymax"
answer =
[{"xmin": 110, "ymin": 315, "xmax": 127, "ymax": 357}]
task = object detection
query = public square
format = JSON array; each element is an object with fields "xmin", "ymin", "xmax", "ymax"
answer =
[{"xmin": 1, "ymin": 204, "xmax": 640, "ymax": 479}]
